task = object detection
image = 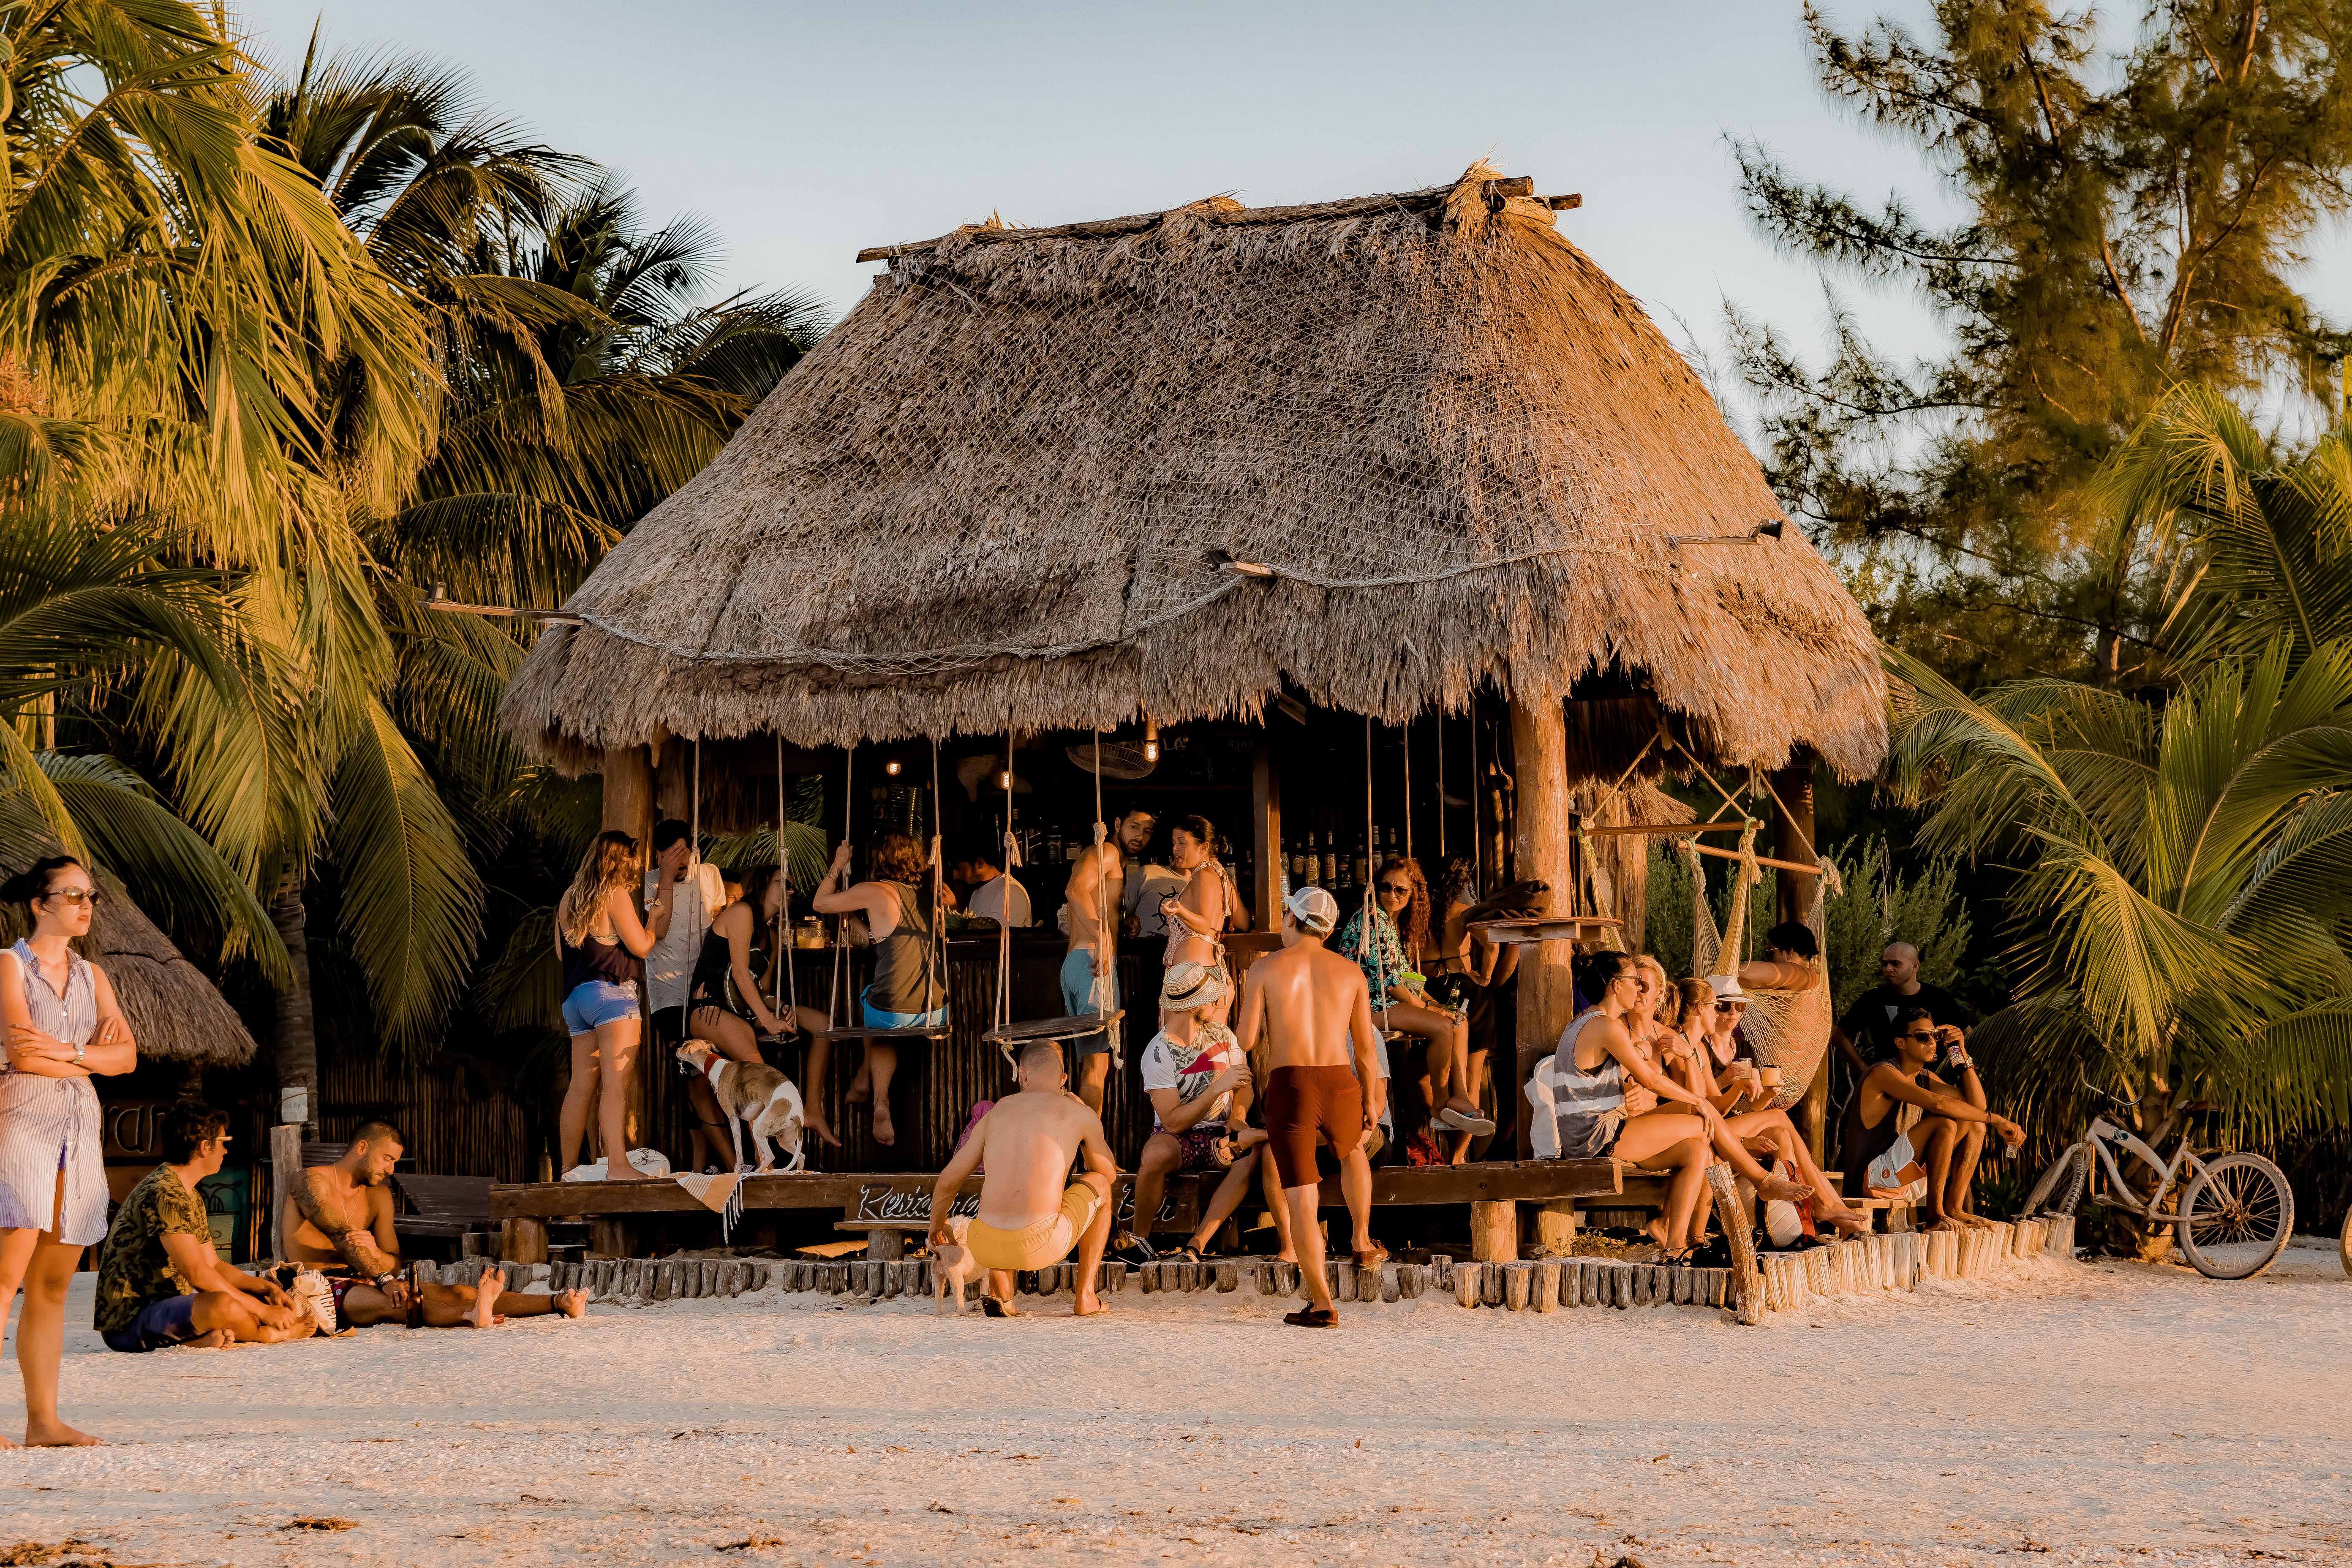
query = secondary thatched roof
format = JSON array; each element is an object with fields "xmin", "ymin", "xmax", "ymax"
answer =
[{"xmin": 504, "ymin": 161, "xmax": 1887, "ymax": 781}]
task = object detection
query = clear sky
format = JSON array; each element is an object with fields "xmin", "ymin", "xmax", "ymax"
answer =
[
  {"xmin": 223, "ymin": 0, "xmax": 2348, "ymax": 435},
  {"xmin": 226, "ymin": 0, "xmax": 1977, "ymax": 407}
]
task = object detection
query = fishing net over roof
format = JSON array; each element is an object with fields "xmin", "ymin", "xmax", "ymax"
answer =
[{"xmin": 503, "ymin": 161, "xmax": 1887, "ymax": 781}]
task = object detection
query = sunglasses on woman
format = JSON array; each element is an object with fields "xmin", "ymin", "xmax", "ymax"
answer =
[
  {"xmin": 38, "ymin": 887, "xmax": 97, "ymax": 909},
  {"xmin": 1377, "ymin": 881, "xmax": 1412, "ymax": 896}
]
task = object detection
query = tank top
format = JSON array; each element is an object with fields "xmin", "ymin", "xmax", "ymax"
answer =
[
  {"xmin": 866, "ymin": 881, "xmax": 937, "ymax": 1013},
  {"xmin": 1838, "ymin": 1073, "xmax": 1919, "ymax": 1198},
  {"xmin": 1550, "ymin": 1010, "xmax": 1629, "ymax": 1159},
  {"xmin": 690, "ymin": 921, "xmax": 770, "ymax": 1021},
  {"xmin": 558, "ymin": 894, "xmax": 636, "ymax": 994}
]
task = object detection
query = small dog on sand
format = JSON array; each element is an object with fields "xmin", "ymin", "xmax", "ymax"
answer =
[
  {"xmin": 673, "ymin": 1040, "xmax": 805, "ymax": 1173},
  {"xmin": 931, "ymin": 1214, "xmax": 983, "ymax": 1315}
]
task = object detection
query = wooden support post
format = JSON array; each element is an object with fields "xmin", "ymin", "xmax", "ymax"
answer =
[
  {"xmin": 1252, "ymin": 738, "xmax": 1281, "ymax": 932},
  {"xmin": 1534, "ymin": 1199, "xmax": 1579, "ymax": 1256},
  {"xmin": 1470, "ymin": 1200, "xmax": 1517, "ymax": 1263},
  {"xmin": 1509, "ymin": 697, "xmax": 1577, "ymax": 1160},
  {"xmin": 1707, "ymin": 1163, "xmax": 1763, "ymax": 1324},
  {"xmin": 500, "ymin": 1217, "xmax": 549, "ymax": 1266},
  {"xmin": 602, "ymin": 743, "xmax": 656, "ymax": 1149},
  {"xmin": 269, "ymin": 1122, "xmax": 301, "ymax": 1263}
]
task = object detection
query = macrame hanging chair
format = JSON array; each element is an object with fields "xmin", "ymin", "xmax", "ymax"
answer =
[{"xmin": 1679, "ymin": 824, "xmax": 1842, "ymax": 1110}]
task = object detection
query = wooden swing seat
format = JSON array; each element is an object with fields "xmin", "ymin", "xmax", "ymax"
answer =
[
  {"xmin": 1468, "ymin": 915, "xmax": 1622, "ymax": 946},
  {"xmin": 811, "ymin": 1024, "xmax": 951, "ymax": 1044},
  {"xmin": 980, "ymin": 1010, "xmax": 1125, "ymax": 1047}
]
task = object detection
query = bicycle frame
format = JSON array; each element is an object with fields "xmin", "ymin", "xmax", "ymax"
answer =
[{"xmin": 2081, "ymin": 1114, "xmax": 2209, "ymax": 1220}]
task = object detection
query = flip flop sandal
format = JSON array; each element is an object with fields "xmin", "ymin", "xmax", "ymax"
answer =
[
  {"xmin": 1281, "ymin": 1307, "xmax": 1339, "ymax": 1328},
  {"xmin": 1172, "ymin": 1245, "xmax": 1203, "ymax": 1265},
  {"xmin": 981, "ymin": 1296, "xmax": 1012, "ymax": 1318},
  {"xmin": 1438, "ymin": 1107, "xmax": 1497, "ymax": 1137}
]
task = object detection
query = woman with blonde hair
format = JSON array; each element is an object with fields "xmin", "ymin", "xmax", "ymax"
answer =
[
  {"xmin": 814, "ymin": 831, "xmax": 948, "ymax": 1147},
  {"xmin": 1661, "ymin": 975, "xmax": 1869, "ymax": 1236},
  {"xmin": 0, "ymin": 856, "xmax": 136, "ymax": 1444},
  {"xmin": 557, "ymin": 831, "xmax": 674, "ymax": 1179}
]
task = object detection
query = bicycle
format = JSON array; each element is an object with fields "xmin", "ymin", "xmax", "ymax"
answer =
[{"xmin": 2019, "ymin": 1078, "xmax": 2294, "ymax": 1280}]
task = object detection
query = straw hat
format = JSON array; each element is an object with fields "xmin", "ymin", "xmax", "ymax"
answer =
[
  {"xmin": 1706, "ymin": 974, "xmax": 1749, "ymax": 1006},
  {"xmin": 1160, "ymin": 961, "xmax": 1229, "ymax": 1011}
]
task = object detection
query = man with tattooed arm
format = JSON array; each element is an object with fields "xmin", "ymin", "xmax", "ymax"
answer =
[{"xmin": 277, "ymin": 1122, "xmax": 586, "ymax": 1331}]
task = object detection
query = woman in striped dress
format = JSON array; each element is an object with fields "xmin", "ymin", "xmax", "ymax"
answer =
[{"xmin": 0, "ymin": 857, "xmax": 137, "ymax": 1446}]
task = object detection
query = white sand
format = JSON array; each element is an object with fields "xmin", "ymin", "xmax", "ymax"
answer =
[{"xmin": 2, "ymin": 1240, "xmax": 2346, "ymax": 1566}]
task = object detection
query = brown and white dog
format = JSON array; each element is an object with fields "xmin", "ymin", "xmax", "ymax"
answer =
[
  {"xmin": 673, "ymin": 1040, "xmax": 806, "ymax": 1173},
  {"xmin": 930, "ymin": 1214, "xmax": 983, "ymax": 1315}
]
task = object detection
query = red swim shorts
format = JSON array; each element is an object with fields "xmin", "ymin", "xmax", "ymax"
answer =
[{"xmin": 1262, "ymin": 1065, "xmax": 1365, "ymax": 1188}]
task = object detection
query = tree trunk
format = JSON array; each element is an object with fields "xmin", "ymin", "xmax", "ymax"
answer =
[{"xmin": 269, "ymin": 869, "xmax": 321, "ymax": 1139}]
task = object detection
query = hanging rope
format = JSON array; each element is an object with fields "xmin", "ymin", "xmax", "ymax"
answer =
[
  {"xmin": 776, "ymin": 735, "xmax": 797, "ymax": 1021},
  {"xmin": 1435, "ymin": 713, "xmax": 1445, "ymax": 861},
  {"xmin": 1092, "ymin": 730, "xmax": 1117, "ymax": 1068},
  {"xmin": 994, "ymin": 730, "xmax": 1014, "ymax": 1045},
  {"xmin": 923, "ymin": 736, "xmax": 945, "ymax": 1027},
  {"xmin": 1400, "ymin": 717, "xmax": 1411, "ymax": 867},
  {"xmin": 827, "ymin": 746, "xmax": 851, "ymax": 1033},
  {"xmin": 1358, "ymin": 718, "xmax": 1392, "ymax": 1034}
]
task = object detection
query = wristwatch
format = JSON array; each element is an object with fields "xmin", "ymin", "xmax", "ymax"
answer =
[{"xmin": 71, "ymin": 1040, "xmax": 84, "ymax": 1065}]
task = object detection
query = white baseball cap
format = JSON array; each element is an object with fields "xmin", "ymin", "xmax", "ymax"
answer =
[{"xmin": 1283, "ymin": 885, "xmax": 1339, "ymax": 936}]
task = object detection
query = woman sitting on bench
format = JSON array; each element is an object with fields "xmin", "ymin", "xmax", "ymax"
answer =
[
  {"xmin": 1337, "ymin": 857, "xmax": 1491, "ymax": 1159},
  {"xmin": 813, "ymin": 832, "xmax": 949, "ymax": 1148},
  {"xmin": 1659, "ymin": 977, "xmax": 1869, "ymax": 1236},
  {"xmin": 1553, "ymin": 951, "xmax": 1810, "ymax": 1263}
]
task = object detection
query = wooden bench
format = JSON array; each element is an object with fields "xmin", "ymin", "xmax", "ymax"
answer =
[
  {"xmin": 395, "ymin": 1174, "xmax": 496, "ymax": 1248},
  {"xmin": 490, "ymin": 1158, "xmax": 1625, "ymax": 1263}
]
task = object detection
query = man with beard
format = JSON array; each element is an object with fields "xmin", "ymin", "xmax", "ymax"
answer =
[{"xmin": 280, "ymin": 1122, "xmax": 585, "ymax": 1330}]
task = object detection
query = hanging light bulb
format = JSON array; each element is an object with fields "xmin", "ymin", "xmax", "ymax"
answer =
[
  {"xmin": 1143, "ymin": 716, "xmax": 1160, "ymax": 764},
  {"xmin": 999, "ymin": 769, "xmax": 1014, "ymax": 790},
  {"xmin": 885, "ymin": 758, "xmax": 902, "ymax": 776}
]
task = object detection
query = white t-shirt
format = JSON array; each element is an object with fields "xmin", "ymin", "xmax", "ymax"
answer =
[
  {"xmin": 1124, "ymin": 863, "xmax": 1184, "ymax": 936},
  {"xmin": 1139, "ymin": 1021, "xmax": 1240, "ymax": 1132},
  {"xmin": 642, "ymin": 860, "xmax": 726, "ymax": 1015},
  {"xmin": 966, "ymin": 874, "xmax": 1031, "ymax": 928}
]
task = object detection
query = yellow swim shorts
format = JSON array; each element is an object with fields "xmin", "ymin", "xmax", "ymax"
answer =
[{"xmin": 964, "ymin": 1181, "xmax": 1102, "ymax": 1272}]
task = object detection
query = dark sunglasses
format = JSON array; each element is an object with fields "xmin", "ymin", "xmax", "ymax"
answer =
[
  {"xmin": 1897, "ymin": 1030, "xmax": 1938, "ymax": 1043},
  {"xmin": 37, "ymin": 887, "xmax": 98, "ymax": 909},
  {"xmin": 1377, "ymin": 882, "xmax": 1412, "ymax": 895}
]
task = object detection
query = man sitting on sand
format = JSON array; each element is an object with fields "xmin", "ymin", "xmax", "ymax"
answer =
[
  {"xmin": 1839, "ymin": 1007, "xmax": 2023, "ymax": 1231},
  {"xmin": 926, "ymin": 1038, "xmax": 1118, "ymax": 1318},
  {"xmin": 95, "ymin": 1102, "xmax": 316, "ymax": 1351},
  {"xmin": 280, "ymin": 1121, "xmax": 586, "ymax": 1330},
  {"xmin": 1233, "ymin": 887, "xmax": 1383, "ymax": 1329}
]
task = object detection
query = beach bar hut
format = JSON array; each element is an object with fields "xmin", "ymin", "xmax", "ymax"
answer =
[{"xmin": 501, "ymin": 161, "xmax": 1887, "ymax": 1181}]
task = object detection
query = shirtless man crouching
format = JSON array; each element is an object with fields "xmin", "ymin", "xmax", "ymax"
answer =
[
  {"xmin": 280, "ymin": 1121, "xmax": 587, "ymax": 1331},
  {"xmin": 927, "ymin": 1039, "xmax": 1118, "ymax": 1318},
  {"xmin": 1235, "ymin": 887, "xmax": 1383, "ymax": 1329}
]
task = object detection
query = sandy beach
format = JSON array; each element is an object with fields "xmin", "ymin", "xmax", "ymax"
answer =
[{"xmin": 1, "ymin": 1240, "xmax": 2344, "ymax": 1567}]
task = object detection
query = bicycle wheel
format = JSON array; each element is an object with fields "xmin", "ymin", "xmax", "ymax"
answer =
[
  {"xmin": 2021, "ymin": 1143, "xmax": 2089, "ymax": 1218},
  {"xmin": 2173, "ymin": 1153, "xmax": 2294, "ymax": 1280},
  {"xmin": 2338, "ymin": 1204, "xmax": 2348, "ymax": 1280}
]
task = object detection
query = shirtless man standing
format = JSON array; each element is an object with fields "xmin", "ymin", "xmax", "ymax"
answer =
[
  {"xmin": 1061, "ymin": 807, "xmax": 1154, "ymax": 1116},
  {"xmin": 281, "ymin": 1122, "xmax": 587, "ymax": 1330},
  {"xmin": 1234, "ymin": 887, "xmax": 1383, "ymax": 1328},
  {"xmin": 927, "ymin": 1038, "xmax": 1118, "ymax": 1318}
]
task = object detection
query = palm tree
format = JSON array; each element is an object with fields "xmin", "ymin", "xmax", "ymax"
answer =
[
  {"xmin": 2098, "ymin": 384, "xmax": 2352, "ymax": 669},
  {"xmin": 1884, "ymin": 642, "xmax": 2352, "ymax": 1154},
  {"xmin": 241, "ymin": 39, "xmax": 825, "ymax": 1074}
]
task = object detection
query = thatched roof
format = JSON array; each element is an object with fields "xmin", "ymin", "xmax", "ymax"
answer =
[{"xmin": 504, "ymin": 161, "xmax": 1887, "ymax": 781}]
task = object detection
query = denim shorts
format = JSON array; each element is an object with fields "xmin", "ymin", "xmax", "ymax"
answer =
[
  {"xmin": 860, "ymin": 989, "xmax": 948, "ymax": 1031},
  {"xmin": 562, "ymin": 980, "xmax": 640, "ymax": 1035},
  {"xmin": 102, "ymin": 1292, "xmax": 200, "ymax": 1353},
  {"xmin": 1057, "ymin": 948, "xmax": 1118, "ymax": 1056}
]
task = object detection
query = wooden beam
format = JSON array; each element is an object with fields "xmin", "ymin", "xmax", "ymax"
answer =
[
  {"xmin": 1577, "ymin": 819, "xmax": 1752, "ymax": 837},
  {"xmin": 1510, "ymin": 699, "xmax": 1578, "ymax": 1160},
  {"xmin": 1545, "ymin": 193, "xmax": 1583, "ymax": 211},
  {"xmin": 1682, "ymin": 841, "xmax": 1821, "ymax": 878},
  {"xmin": 1252, "ymin": 738, "xmax": 1280, "ymax": 932}
]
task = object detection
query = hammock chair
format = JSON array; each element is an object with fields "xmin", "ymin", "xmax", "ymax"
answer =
[{"xmin": 1678, "ymin": 822, "xmax": 1842, "ymax": 1110}]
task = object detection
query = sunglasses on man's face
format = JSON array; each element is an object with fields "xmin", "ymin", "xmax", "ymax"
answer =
[{"xmin": 1897, "ymin": 1030, "xmax": 1938, "ymax": 1043}]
